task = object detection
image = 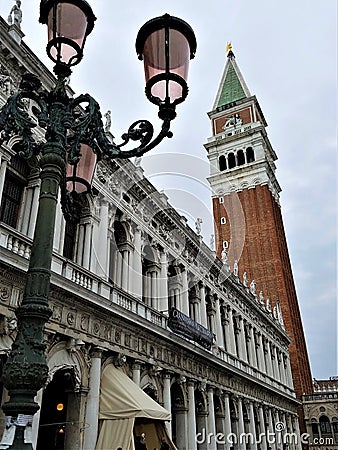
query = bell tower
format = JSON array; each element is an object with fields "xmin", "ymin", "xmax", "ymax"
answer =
[{"xmin": 205, "ymin": 46, "xmax": 313, "ymax": 409}]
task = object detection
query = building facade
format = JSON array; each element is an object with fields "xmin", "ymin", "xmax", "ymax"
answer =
[
  {"xmin": 205, "ymin": 48, "xmax": 313, "ymax": 430},
  {"xmin": 0, "ymin": 14, "xmax": 302, "ymax": 450},
  {"xmin": 303, "ymin": 379, "xmax": 338, "ymax": 450}
]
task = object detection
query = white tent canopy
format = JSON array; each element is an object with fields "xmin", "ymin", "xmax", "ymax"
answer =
[{"xmin": 96, "ymin": 365, "xmax": 173, "ymax": 450}]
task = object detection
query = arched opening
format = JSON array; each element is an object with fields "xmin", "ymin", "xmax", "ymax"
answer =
[
  {"xmin": 237, "ymin": 150, "xmax": 245, "ymax": 166},
  {"xmin": 219, "ymin": 155, "xmax": 227, "ymax": 171},
  {"xmin": 246, "ymin": 147, "xmax": 255, "ymax": 163},
  {"xmin": 319, "ymin": 415, "xmax": 332, "ymax": 435},
  {"xmin": 37, "ymin": 368, "xmax": 79, "ymax": 450},
  {"xmin": 228, "ymin": 153, "xmax": 236, "ymax": 170}
]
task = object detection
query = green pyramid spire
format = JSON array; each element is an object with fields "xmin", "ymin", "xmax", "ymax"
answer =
[{"xmin": 215, "ymin": 48, "xmax": 250, "ymax": 108}]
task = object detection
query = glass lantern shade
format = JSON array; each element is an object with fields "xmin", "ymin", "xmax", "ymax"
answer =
[
  {"xmin": 39, "ymin": 0, "xmax": 96, "ymax": 68},
  {"xmin": 136, "ymin": 14, "xmax": 196, "ymax": 108},
  {"xmin": 66, "ymin": 144, "xmax": 97, "ymax": 194}
]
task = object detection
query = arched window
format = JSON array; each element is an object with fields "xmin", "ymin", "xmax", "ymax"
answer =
[
  {"xmin": 312, "ymin": 423, "xmax": 319, "ymax": 437},
  {"xmin": 237, "ymin": 150, "xmax": 245, "ymax": 166},
  {"xmin": 219, "ymin": 155, "xmax": 227, "ymax": 171},
  {"xmin": 246, "ymin": 147, "xmax": 255, "ymax": 163},
  {"xmin": 319, "ymin": 415, "xmax": 332, "ymax": 434},
  {"xmin": 0, "ymin": 153, "xmax": 30, "ymax": 228},
  {"xmin": 228, "ymin": 152, "xmax": 236, "ymax": 169}
]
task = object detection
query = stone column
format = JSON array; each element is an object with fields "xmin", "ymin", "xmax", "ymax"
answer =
[
  {"xmin": 115, "ymin": 250, "xmax": 123, "ymax": 288},
  {"xmin": 187, "ymin": 380, "xmax": 197, "ymax": 450},
  {"xmin": 258, "ymin": 405, "xmax": 267, "ymax": 450},
  {"xmin": 250, "ymin": 326, "xmax": 258, "ymax": 368},
  {"xmin": 82, "ymin": 222, "xmax": 93, "ymax": 270},
  {"xmin": 226, "ymin": 307, "xmax": 237, "ymax": 356},
  {"xmin": 285, "ymin": 356, "xmax": 293, "ymax": 388},
  {"xmin": 237, "ymin": 397, "xmax": 246, "ymax": 450},
  {"xmin": 152, "ymin": 270, "xmax": 159, "ymax": 309},
  {"xmin": 264, "ymin": 338, "xmax": 273, "ymax": 377},
  {"xmin": 214, "ymin": 296, "xmax": 224, "ymax": 348},
  {"xmin": 76, "ymin": 223, "xmax": 85, "ymax": 265},
  {"xmin": 293, "ymin": 416, "xmax": 302, "ymax": 450},
  {"xmin": 248, "ymin": 401, "xmax": 258, "ymax": 450},
  {"xmin": 163, "ymin": 372, "xmax": 172, "ymax": 437},
  {"xmin": 121, "ymin": 249, "xmax": 130, "ymax": 291},
  {"xmin": 0, "ymin": 158, "xmax": 7, "ymax": 208},
  {"xmin": 83, "ymin": 348, "xmax": 103, "ymax": 450},
  {"xmin": 270, "ymin": 345, "xmax": 278, "ymax": 381},
  {"xmin": 159, "ymin": 251, "xmax": 169, "ymax": 312},
  {"xmin": 235, "ymin": 316, "xmax": 247, "ymax": 362},
  {"xmin": 224, "ymin": 393, "xmax": 232, "ymax": 450},
  {"xmin": 207, "ymin": 387, "xmax": 217, "ymax": 450},
  {"xmin": 19, "ymin": 186, "xmax": 33, "ymax": 234},
  {"xmin": 267, "ymin": 408, "xmax": 276, "ymax": 450},
  {"xmin": 27, "ymin": 183, "xmax": 40, "ymax": 238},
  {"xmin": 279, "ymin": 354, "xmax": 286, "ymax": 385},
  {"xmin": 53, "ymin": 198, "xmax": 64, "ymax": 252},
  {"xmin": 286, "ymin": 414, "xmax": 296, "ymax": 450},
  {"xmin": 95, "ymin": 200, "xmax": 109, "ymax": 279},
  {"xmin": 132, "ymin": 226, "xmax": 142, "ymax": 299},
  {"xmin": 199, "ymin": 283, "xmax": 208, "ymax": 328},
  {"xmin": 181, "ymin": 268, "xmax": 189, "ymax": 316},
  {"xmin": 245, "ymin": 323, "xmax": 254, "ymax": 366},
  {"xmin": 132, "ymin": 361, "xmax": 142, "ymax": 386},
  {"xmin": 256, "ymin": 332, "xmax": 266, "ymax": 373},
  {"xmin": 274, "ymin": 409, "xmax": 282, "ymax": 450}
]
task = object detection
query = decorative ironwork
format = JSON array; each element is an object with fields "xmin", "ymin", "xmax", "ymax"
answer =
[{"xmin": 168, "ymin": 307, "xmax": 214, "ymax": 350}]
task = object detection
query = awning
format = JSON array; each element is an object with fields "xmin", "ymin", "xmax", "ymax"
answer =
[
  {"xmin": 99, "ymin": 365, "xmax": 171, "ymax": 420},
  {"xmin": 96, "ymin": 365, "xmax": 173, "ymax": 450}
]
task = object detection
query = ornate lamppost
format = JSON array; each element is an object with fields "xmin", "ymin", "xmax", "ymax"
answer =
[{"xmin": 0, "ymin": 1, "xmax": 196, "ymax": 448}]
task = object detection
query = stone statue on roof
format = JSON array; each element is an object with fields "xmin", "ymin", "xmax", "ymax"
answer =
[
  {"xmin": 8, "ymin": 0, "xmax": 22, "ymax": 28},
  {"xmin": 195, "ymin": 217, "xmax": 202, "ymax": 235}
]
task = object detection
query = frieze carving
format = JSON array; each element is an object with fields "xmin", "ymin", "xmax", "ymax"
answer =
[
  {"xmin": 0, "ymin": 284, "xmax": 11, "ymax": 304},
  {"xmin": 67, "ymin": 311, "xmax": 76, "ymax": 327},
  {"xmin": 52, "ymin": 304, "xmax": 62, "ymax": 322},
  {"xmin": 80, "ymin": 314, "xmax": 90, "ymax": 332}
]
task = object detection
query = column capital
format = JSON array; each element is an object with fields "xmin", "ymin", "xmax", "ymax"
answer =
[
  {"xmin": 187, "ymin": 378, "xmax": 196, "ymax": 387},
  {"xmin": 91, "ymin": 346, "xmax": 105, "ymax": 359},
  {"xmin": 163, "ymin": 371, "xmax": 173, "ymax": 380},
  {"xmin": 132, "ymin": 360, "xmax": 143, "ymax": 370}
]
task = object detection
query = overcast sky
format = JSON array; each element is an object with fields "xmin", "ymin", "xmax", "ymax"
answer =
[{"xmin": 0, "ymin": 0, "xmax": 336, "ymax": 379}]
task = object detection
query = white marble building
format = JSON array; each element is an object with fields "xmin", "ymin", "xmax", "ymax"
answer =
[{"xmin": 0, "ymin": 12, "xmax": 301, "ymax": 450}]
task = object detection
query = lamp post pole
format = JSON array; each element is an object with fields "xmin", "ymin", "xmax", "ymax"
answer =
[
  {"xmin": 1, "ymin": 75, "xmax": 72, "ymax": 450},
  {"xmin": 0, "ymin": 2, "xmax": 196, "ymax": 448}
]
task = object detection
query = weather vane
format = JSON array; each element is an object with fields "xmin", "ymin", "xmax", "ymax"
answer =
[{"xmin": 226, "ymin": 41, "xmax": 233, "ymax": 54}]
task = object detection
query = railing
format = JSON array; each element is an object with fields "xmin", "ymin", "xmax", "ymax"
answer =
[
  {"xmin": 303, "ymin": 393, "xmax": 338, "ymax": 401},
  {"xmin": 0, "ymin": 227, "xmax": 31, "ymax": 259}
]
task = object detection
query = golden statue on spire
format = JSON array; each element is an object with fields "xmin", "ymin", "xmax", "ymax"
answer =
[{"xmin": 226, "ymin": 42, "xmax": 233, "ymax": 55}]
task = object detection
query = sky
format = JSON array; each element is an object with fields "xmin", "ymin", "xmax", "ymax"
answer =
[{"xmin": 0, "ymin": 0, "xmax": 336, "ymax": 379}]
